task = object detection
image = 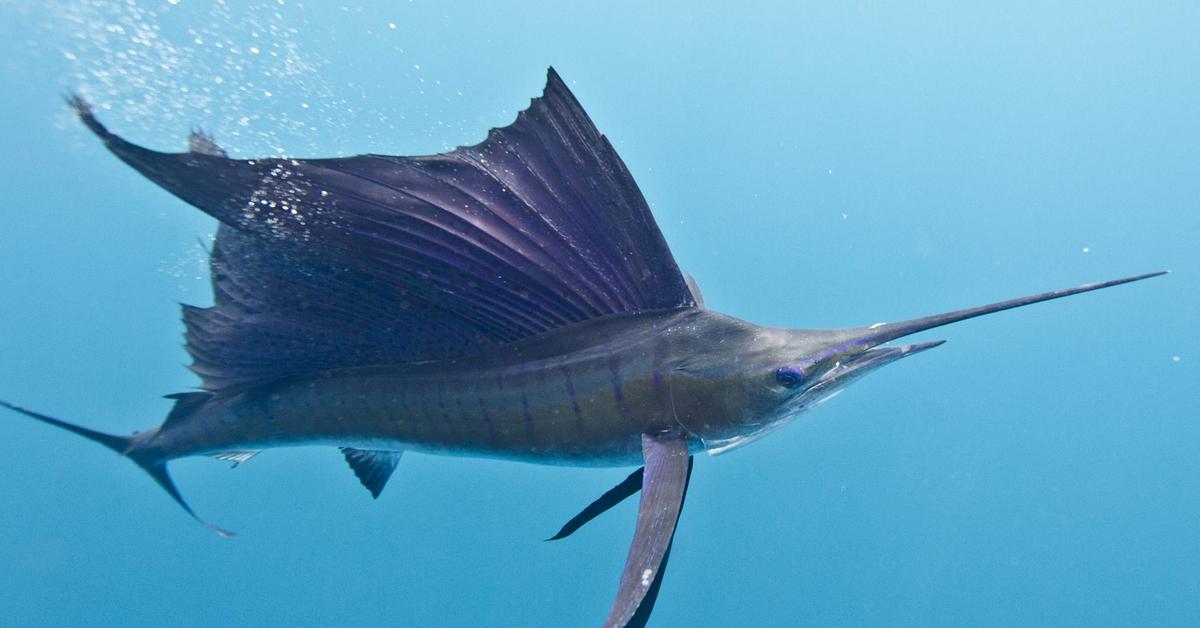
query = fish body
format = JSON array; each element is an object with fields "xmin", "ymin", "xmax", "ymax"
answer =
[
  {"xmin": 3, "ymin": 69, "xmax": 1165, "ymax": 627},
  {"xmin": 141, "ymin": 307, "xmax": 823, "ymax": 466},
  {"xmin": 145, "ymin": 308, "xmax": 700, "ymax": 465}
]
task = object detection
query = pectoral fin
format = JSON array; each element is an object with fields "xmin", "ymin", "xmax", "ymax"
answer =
[{"xmin": 604, "ymin": 432, "xmax": 693, "ymax": 628}]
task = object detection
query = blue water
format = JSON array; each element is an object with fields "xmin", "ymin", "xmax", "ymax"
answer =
[{"xmin": 1, "ymin": 3, "xmax": 1196, "ymax": 626}]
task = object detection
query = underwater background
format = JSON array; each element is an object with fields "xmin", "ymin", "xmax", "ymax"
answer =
[{"xmin": 0, "ymin": 2, "xmax": 1195, "ymax": 626}]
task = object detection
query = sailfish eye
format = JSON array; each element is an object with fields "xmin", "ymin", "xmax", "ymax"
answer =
[{"xmin": 774, "ymin": 367, "xmax": 804, "ymax": 389}]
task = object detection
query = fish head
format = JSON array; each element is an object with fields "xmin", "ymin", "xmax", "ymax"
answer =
[
  {"xmin": 674, "ymin": 323, "xmax": 943, "ymax": 454},
  {"xmin": 673, "ymin": 270, "xmax": 1164, "ymax": 454}
]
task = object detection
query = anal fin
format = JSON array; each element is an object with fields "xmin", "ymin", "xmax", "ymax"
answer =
[{"xmin": 340, "ymin": 447, "xmax": 403, "ymax": 498}]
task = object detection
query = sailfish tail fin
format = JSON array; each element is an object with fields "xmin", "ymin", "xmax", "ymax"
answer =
[
  {"xmin": 1, "ymin": 398, "xmax": 130, "ymax": 453},
  {"xmin": 0, "ymin": 398, "xmax": 234, "ymax": 538}
]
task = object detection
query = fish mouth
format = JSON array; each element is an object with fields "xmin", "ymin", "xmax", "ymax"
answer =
[
  {"xmin": 846, "ymin": 339, "xmax": 945, "ymax": 370},
  {"xmin": 811, "ymin": 339, "xmax": 945, "ymax": 390},
  {"xmin": 704, "ymin": 340, "xmax": 944, "ymax": 457}
]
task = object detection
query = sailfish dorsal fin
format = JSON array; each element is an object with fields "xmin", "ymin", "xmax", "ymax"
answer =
[{"xmin": 73, "ymin": 68, "xmax": 696, "ymax": 391}]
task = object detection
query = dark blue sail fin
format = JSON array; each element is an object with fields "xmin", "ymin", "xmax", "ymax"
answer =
[
  {"xmin": 69, "ymin": 68, "xmax": 696, "ymax": 391},
  {"xmin": 0, "ymin": 399, "xmax": 233, "ymax": 537},
  {"xmin": 181, "ymin": 226, "xmax": 443, "ymax": 388},
  {"xmin": 340, "ymin": 447, "xmax": 403, "ymax": 499},
  {"xmin": 604, "ymin": 433, "xmax": 693, "ymax": 628},
  {"xmin": 547, "ymin": 466, "xmax": 643, "ymax": 541}
]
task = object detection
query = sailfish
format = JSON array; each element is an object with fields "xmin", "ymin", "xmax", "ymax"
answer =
[{"xmin": 2, "ymin": 68, "xmax": 1164, "ymax": 626}]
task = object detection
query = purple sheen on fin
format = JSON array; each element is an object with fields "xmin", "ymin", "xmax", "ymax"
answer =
[{"xmin": 73, "ymin": 68, "xmax": 695, "ymax": 391}]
